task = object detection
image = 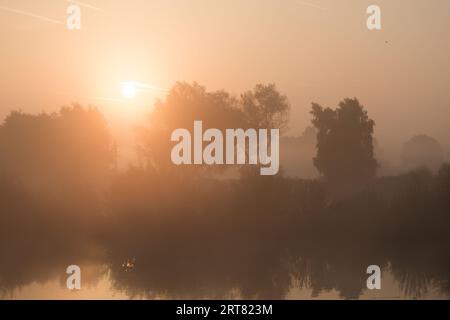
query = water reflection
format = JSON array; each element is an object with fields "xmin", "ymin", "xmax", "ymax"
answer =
[{"xmin": 1, "ymin": 169, "xmax": 449, "ymax": 299}]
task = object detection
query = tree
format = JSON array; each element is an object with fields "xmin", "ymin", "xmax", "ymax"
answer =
[
  {"xmin": 0, "ymin": 104, "xmax": 113, "ymax": 192},
  {"xmin": 138, "ymin": 82, "xmax": 290, "ymax": 178},
  {"xmin": 238, "ymin": 84, "xmax": 290, "ymax": 178},
  {"xmin": 137, "ymin": 82, "xmax": 246, "ymax": 175},
  {"xmin": 401, "ymin": 135, "xmax": 444, "ymax": 173},
  {"xmin": 310, "ymin": 98, "xmax": 377, "ymax": 191},
  {"xmin": 241, "ymin": 84, "xmax": 289, "ymax": 131}
]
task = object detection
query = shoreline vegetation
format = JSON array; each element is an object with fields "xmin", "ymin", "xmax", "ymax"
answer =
[{"xmin": 0, "ymin": 82, "xmax": 449, "ymax": 299}]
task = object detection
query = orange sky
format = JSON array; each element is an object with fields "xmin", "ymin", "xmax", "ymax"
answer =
[{"xmin": 1, "ymin": 0, "xmax": 449, "ymax": 159}]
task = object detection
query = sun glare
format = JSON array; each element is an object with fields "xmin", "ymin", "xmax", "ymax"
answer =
[{"xmin": 122, "ymin": 82, "xmax": 137, "ymax": 99}]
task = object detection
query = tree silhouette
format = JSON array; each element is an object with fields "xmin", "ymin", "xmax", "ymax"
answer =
[
  {"xmin": 241, "ymin": 83, "xmax": 289, "ymax": 131},
  {"xmin": 137, "ymin": 82, "xmax": 246, "ymax": 175},
  {"xmin": 401, "ymin": 134, "xmax": 444, "ymax": 173},
  {"xmin": 138, "ymin": 82, "xmax": 290, "ymax": 177},
  {"xmin": 0, "ymin": 104, "xmax": 113, "ymax": 192},
  {"xmin": 310, "ymin": 98, "xmax": 377, "ymax": 193}
]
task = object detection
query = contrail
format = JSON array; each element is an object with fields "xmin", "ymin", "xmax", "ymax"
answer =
[
  {"xmin": 67, "ymin": 0, "xmax": 103, "ymax": 12},
  {"xmin": 0, "ymin": 5, "xmax": 63, "ymax": 24},
  {"xmin": 297, "ymin": 1, "xmax": 327, "ymax": 11}
]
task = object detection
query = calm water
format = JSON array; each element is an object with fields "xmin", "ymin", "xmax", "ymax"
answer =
[
  {"xmin": 2, "ymin": 175, "xmax": 449, "ymax": 300},
  {"xmin": 7, "ymin": 268, "xmax": 449, "ymax": 300},
  {"xmin": 3, "ymin": 250, "xmax": 449, "ymax": 300}
]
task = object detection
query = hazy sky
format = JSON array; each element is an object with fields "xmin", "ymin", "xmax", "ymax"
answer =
[{"xmin": 1, "ymin": 0, "xmax": 449, "ymax": 158}]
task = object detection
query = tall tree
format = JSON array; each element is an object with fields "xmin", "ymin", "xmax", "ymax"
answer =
[
  {"xmin": 310, "ymin": 98, "xmax": 377, "ymax": 191},
  {"xmin": 137, "ymin": 82, "xmax": 245, "ymax": 175},
  {"xmin": 241, "ymin": 84, "xmax": 289, "ymax": 131}
]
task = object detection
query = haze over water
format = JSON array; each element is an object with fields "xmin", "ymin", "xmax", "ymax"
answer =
[{"xmin": 0, "ymin": 0, "xmax": 449, "ymax": 300}]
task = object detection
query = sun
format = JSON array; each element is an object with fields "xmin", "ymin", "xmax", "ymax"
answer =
[{"xmin": 121, "ymin": 82, "xmax": 137, "ymax": 99}]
